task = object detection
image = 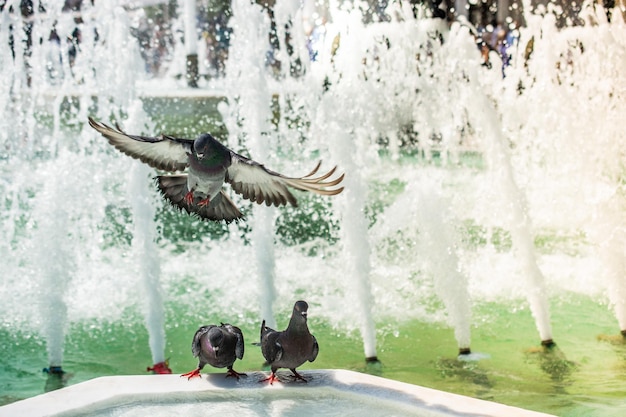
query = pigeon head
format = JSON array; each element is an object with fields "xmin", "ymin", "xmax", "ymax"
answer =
[
  {"xmin": 294, "ymin": 300, "xmax": 309, "ymax": 321},
  {"xmin": 192, "ymin": 133, "xmax": 230, "ymax": 166},
  {"xmin": 193, "ymin": 133, "xmax": 217, "ymax": 158},
  {"xmin": 207, "ymin": 326, "xmax": 225, "ymax": 350}
]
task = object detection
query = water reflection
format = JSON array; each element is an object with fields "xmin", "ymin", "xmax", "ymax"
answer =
[
  {"xmin": 42, "ymin": 367, "xmax": 72, "ymax": 393},
  {"xmin": 524, "ymin": 344, "xmax": 577, "ymax": 393}
]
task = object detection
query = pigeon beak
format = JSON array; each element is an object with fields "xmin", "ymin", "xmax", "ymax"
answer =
[
  {"xmin": 301, "ymin": 312, "xmax": 307, "ymax": 319},
  {"xmin": 197, "ymin": 152, "xmax": 204, "ymax": 159}
]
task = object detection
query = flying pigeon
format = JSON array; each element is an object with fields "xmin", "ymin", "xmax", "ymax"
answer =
[
  {"xmin": 88, "ymin": 117, "xmax": 344, "ymax": 222},
  {"xmin": 181, "ymin": 323, "xmax": 246, "ymax": 380},
  {"xmin": 260, "ymin": 300, "xmax": 319, "ymax": 384}
]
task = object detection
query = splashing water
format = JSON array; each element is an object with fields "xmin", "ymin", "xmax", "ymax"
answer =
[{"xmin": 0, "ymin": 1, "xmax": 168, "ymax": 371}]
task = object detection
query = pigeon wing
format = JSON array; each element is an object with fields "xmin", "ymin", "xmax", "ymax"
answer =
[
  {"xmin": 88, "ymin": 117, "xmax": 191, "ymax": 172},
  {"xmin": 156, "ymin": 175, "xmax": 243, "ymax": 222},
  {"xmin": 266, "ymin": 336, "xmax": 283, "ymax": 364},
  {"xmin": 223, "ymin": 324, "xmax": 245, "ymax": 360},
  {"xmin": 309, "ymin": 335, "xmax": 319, "ymax": 363},
  {"xmin": 191, "ymin": 325, "xmax": 214, "ymax": 358},
  {"xmin": 226, "ymin": 154, "xmax": 344, "ymax": 207},
  {"xmin": 234, "ymin": 327, "xmax": 245, "ymax": 360},
  {"xmin": 260, "ymin": 321, "xmax": 282, "ymax": 364}
]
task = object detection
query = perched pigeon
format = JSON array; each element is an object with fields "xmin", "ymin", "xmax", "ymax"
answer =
[
  {"xmin": 260, "ymin": 300, "xmax": 319, "ymax": 384},
  {"xmin": 88, "ymin": 117, "xmax": 344, "ymax": 222},
  {"xmin": 181, "ymin": 323, "xmax": 246, "ymax": 380}
]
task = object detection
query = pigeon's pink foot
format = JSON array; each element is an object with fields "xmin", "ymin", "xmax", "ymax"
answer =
[
  {"xmin": 147, "ymin": 361, "xmax": 172, "ymax": 374},
  {"xmin": 180, "ymin": 368, "xmax": 201, "ymax": 380},
  {"xmin": 184, "ymin": 191, "xmax": 194, "ymax": 205},
  {"xmin": 260, "ymin": 372, "xmax": 280, "ymax": 385},
  {"xmin": 198, "ymin": 197, "xmax": 211, "ymax": 207},
  {"xmin": 225, "ymin": 368, "xmax": 246, "ymax": 380},
  {"xmin": 290, "ymin": 369, "xmax": 308, "ymax": 382}
]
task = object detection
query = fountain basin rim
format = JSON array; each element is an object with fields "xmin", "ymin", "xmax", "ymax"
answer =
[{"xmin": 0, "ymin": 369, "xmax": 555, "ymax": 417}]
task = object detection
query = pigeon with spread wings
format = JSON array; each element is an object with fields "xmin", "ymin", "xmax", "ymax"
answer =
[{"xmin": 88, "ymin": 117, "xmax": 344, "ymax": 222}]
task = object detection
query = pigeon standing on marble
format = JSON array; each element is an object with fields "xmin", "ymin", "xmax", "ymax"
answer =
[
  {"xmin": 260, "ymin": 300, "xmax": 319, "ymax": 384},
  {"xmin": 181, "ymin": 323, "xmax": 246, "ymax": 380},
  {"xmin": 88, "ymin": 117, "xmax": 344, "ymax": 222}
]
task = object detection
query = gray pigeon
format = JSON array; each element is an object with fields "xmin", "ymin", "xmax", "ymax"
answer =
[
  {"xmin": 181, "ymin": 323, "xmax": 246, "ymax": 380},
  {"xmin": 88, "ymin": 117, "xmax": 344, "ymax": 222},
  {"xmin": 260, "ymin": 300, "xmax": 319, "ymax": 384}
]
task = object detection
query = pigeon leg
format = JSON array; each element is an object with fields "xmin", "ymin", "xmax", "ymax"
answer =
[
  {"xmin": 180, "ymin": 368, "xmax": 202, "ymax": 380},
  {"xmin": 259, "ymin": 371, "xmax": 281, "ymax": 385},
  {"xmin": 225, "ymin": 366, "xmax": 247, "ymax": 380},
  {"xmin": 289, "ymin": 369, "xmax": 308, "ymax": 382},
  {"xmin": 198, "ymin": 197, "xmax": 211, "ymax": 207}
]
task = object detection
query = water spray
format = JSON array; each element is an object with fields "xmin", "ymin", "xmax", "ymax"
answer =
[
  {"xmin": 224, "ymin": 0, "xmax": 279, "ymax": 329},
  {"xmin": 125, "ymin": 103, "xmax": 171, "ymax": 375}
]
